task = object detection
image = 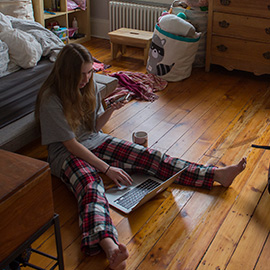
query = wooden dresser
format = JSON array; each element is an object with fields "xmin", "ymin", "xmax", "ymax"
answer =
[
  {"xmin": 0, "ymin": 150, "xmax": 60, "ymax": 266},
  {"xmin": 205, "ymin": 0, "xmax": 270, "ymax": 75}
]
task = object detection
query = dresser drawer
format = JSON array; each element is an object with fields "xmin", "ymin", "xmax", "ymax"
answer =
[
  {"xmin": 213, "ymin": 12, "xmax": 270, "ymax": 43},
  {"xmin": 213, "ymin": 0, "xmax": 270, "ymax": 18},
  {"xmin": 211, "ymin": 36, "xmax": 270, "ymax": 75}
]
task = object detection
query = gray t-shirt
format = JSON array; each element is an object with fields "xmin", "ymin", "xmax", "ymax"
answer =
[{"xmin": 39, "ymin": 82, "xmax": 111, "ymax": 177}]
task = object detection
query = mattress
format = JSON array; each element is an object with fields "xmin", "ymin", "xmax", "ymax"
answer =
[{"xmin": 0, "ymin": 59, "xmax": 53, "ymax": 129}]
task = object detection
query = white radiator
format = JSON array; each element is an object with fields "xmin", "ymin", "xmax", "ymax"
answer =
[{"xmin": 109, "ymin": 1, "xmax": 166, "ymax": 32}]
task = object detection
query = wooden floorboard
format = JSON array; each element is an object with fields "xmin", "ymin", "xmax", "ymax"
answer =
[{"xmin": 16, "ymin": 37, "xmax": 270, "ymax": 270}]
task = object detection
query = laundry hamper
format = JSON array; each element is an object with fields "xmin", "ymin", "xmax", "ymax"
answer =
[{"xmin": 146, "ymin": 24, "xmax": 201, "ymax": 82}]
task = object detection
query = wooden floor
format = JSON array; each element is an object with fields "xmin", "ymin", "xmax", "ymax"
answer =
[{"xmin": 18, "ymin": 37, "xmax": 270, "ymax": 270}]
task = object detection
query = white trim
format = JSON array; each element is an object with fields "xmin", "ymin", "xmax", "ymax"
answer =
[{"xmin": 90, "ymin": 18, "xmax": 110, "ymax": 39}]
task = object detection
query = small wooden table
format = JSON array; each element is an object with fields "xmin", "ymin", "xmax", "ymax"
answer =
[
  {"xmin": 0, "ymin": 150, "xmax": 64, "ymax": 269},
  {"xmin": 108, "ymin": 28, "xmax": 153, "ymax": 65}
]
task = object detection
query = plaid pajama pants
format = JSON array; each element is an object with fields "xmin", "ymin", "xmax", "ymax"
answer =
[{"xmin": 60, "ymin": 137, "xmax": 215, "ymax": 255}]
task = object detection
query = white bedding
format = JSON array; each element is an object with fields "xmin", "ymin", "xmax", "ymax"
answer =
[{"xmin": 0, "ymin": 12, "xmax": 64, "ymax": 77}]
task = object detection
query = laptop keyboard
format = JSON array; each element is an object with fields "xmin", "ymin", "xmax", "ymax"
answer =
[{"xmin": 114, "ymin": 179, "xmax": 160, "ymax": 210}]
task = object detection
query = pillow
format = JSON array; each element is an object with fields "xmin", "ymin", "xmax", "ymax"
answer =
[
  {"xmin": 159, "ymin": 13, "xmax": 196, "ymax": 38},
  {"xmin": 0, "ymin": 28, "xmax": 42, "ymax": 68},
  {"xmin": 0, "ymin": 11, "xmax": 12, "ymax": 31},
  {"xmin": 0, "ymin": 0, "xmax": 34, "ymax": 21},
  {"xmin": 0, "ymin": 40, "xmax": 9, "ymax": 75}
]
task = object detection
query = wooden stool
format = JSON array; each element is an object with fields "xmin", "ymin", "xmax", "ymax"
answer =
[{"xmin": 108, "ymin": 28, "xmax": 153, "ymax": 65}]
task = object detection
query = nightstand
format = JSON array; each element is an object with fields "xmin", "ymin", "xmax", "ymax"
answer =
[{"xmin": 0, "ymin": 150, "xmax": 64, "ymax": 269}]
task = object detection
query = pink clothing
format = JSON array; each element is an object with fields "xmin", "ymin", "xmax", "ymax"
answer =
[{"xmin": 106, "ymin": 71, "xmax": 168, "ymax": 102}]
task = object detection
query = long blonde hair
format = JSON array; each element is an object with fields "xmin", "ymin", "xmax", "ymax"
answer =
[{"xmin": 36, "ymin": 43, "xmax": 96, "ymax": 132}]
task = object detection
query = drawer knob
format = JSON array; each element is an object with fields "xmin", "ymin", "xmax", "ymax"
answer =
[
  {"xmin": 268, "ymin": 5, "xmax": 270, "ymax": 10},
  {"xmin": 265, "ymin": 28, "xmax": 270, "ymax": 35},
  {"xmin": 220, "ymin": 0, "xmax": 231, "ymax": 6},
  {"xmin": 219, "ymin": 20, "xmax": 230, "ymax": 28},
  {"xmin": 217, "ymin": 45, "xmax": 228, "ymax": 52},
  {"xmin": 263, "ymin": 52, "xmax": 270, "ymax": 59}
]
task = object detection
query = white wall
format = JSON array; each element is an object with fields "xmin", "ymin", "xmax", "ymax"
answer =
[
  {"xmin": 90, "ymin": 0, "xmax": 110, "ymax": 38},
  {"xmin": 90, "ymin": 0, "xmax": 171, "ymax": 38}
]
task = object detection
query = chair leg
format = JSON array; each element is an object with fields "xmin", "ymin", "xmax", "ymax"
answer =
[
  {"xmin": 111, "ymin": 43, "xmax": 120, "ymax": 59},
  {"xmin": 144, "ymin": 45, "xmax": 150, "ymax": 65},
  {"xmin": 121, "ymin": 45, "xmax": 126, "ymax": 55},
  {"xmin": 53, "ymin": 214, "xmax": 64, "ymax": 270}
]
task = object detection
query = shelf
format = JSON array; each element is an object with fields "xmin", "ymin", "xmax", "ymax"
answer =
[
  {"xmin": 69, "ymin": 36, "xmax": 88, "ymax": 44},
  {"xmin": 44, "ymin": 11, "xmax": 66, "ymax": 20},
  {"xmin": 32, "ymin": 0, "xmax": 90, "ymax": 43},
  {"xmin": 67, "ymin": 9, "xmax": 83, "ymax": 14}
]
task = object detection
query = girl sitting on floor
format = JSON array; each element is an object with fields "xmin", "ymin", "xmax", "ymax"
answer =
[{"xmin": 35, "ymin": 43, "xmax": 246, "ymax": 270}]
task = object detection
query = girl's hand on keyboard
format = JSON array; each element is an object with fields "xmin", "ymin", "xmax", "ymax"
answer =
[{"xmin": 106, "ymin": 166, "xmax": 133, "ymax": 187}]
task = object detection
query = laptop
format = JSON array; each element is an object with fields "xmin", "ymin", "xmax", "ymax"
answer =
[{"xmin": 105, "ymin": 167, "xmax": 187, "ymax": 214}]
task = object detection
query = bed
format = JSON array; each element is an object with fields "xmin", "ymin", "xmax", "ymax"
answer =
[
  {"xmin": 0, "ymin": 3, "xmax": 65, "ymax": 151},
  {"xmin": 0, "ymin": 6, "xmax": 117, "ymax": 152},
  {"xmin": 0, "ymin": 59, "xmax": 54, "ymax": 151}
]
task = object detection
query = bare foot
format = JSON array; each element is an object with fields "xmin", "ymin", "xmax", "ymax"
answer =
[
  {"xmin": 100, "ymin": 238, "xmax": 129, "ymax": 270},
  {"xmin": 109, "ymin": 243, "xmax": 129, "ymax": 270},
  {"xmin": 214, "ymin": 157, "xmax": 247, "ymax": 187}
]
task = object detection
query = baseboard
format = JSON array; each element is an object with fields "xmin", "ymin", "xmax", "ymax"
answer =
[{"xmin": 90, "ymin": 18, "xmax": 110, "ymax": 39}]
